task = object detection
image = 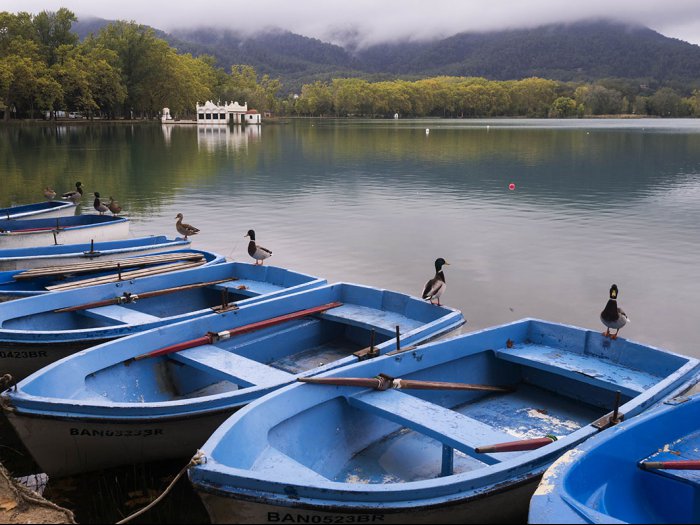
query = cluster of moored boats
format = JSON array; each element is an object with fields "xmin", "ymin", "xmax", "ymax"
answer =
[{"xmin": 0, "ymin": 199, "xmax": 698, "ymax": 524}]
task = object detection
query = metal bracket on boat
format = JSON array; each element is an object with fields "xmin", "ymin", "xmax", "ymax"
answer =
[
  {"xmin": 354, "ymin": 329, "xmax": 380, "ymax": 360},
  {"xmin": 592, "ymin": 390, "xmax": 624, "ymax": 430},
  {"xmin": 117, "ymin": 292, "xmax": 139, "ymax": 304},
  {"xmin": 206, "ymin": 331, "xmax": 232, "ymax": 343}
]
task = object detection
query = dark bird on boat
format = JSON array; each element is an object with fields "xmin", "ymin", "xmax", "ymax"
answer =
[
  {"xmin": 62, "ymin": 181, "xmax": 83, "ymax": 200},
  {"xmin": 175, "ymin": 213, "xmax": 199, "ymax": 240},
  {"xmin": 600, "ymin": 284, "xmax": 630, "ymax": 339},
  {"xmin": 422, "ymin": 258, "xmax": 449, "ymax": 306},
  {"xmin": 245, "ymin": 229, "xmax": 272, "ymax": 265},
  {"xmin": 43, "ymin": 187, "xmax": 56, "ymax": 200},
  {"xmin": 93, "ymin": 192, "xmax": 109, "ymax": 215},
  {"xmin": 108, "ymin": 196, "xmax": 122, "ymax": 215}
]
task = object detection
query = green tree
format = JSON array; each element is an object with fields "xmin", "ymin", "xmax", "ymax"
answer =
[
  {"xmin": 32, "ymin": 8, "xmax": 78, "ymax": 66},
  {"xmin": 549, "ymin": 97, "xmax": 578, "ymax": 118}
]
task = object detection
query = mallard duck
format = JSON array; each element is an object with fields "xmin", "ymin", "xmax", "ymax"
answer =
[
  {"xmin": 93, "ymin": 192, "xmax": 109, "ymax": 214},
  {"xmin": 422, "ymin": 258, "xmax": 449, "ymax": 306},
  {"xmin": 62, "ymin": 181, "xmax": 83, "ymax": 200},
  {"xmin": 43, "ymin": 187, "xmax": 56, "ymax": 200},
  {"xmin": 600, "ymin": 284, "xmax": 630, "ymax": 339},
  {"xmin": 245, "ymin": 229, "xmax": 272, "ymax": 265},
  {"xmin": 175, "ymin": 213, "xmax": 199, "ymax": 240},
  {"xmin": 108, "ymin": 196, "xmax": 122, "ymax": 215}
]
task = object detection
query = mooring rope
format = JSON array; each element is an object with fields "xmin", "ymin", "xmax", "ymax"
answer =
[{"xmin": 115, "ymin": 450, "xmax": 206, "ymax": 525}]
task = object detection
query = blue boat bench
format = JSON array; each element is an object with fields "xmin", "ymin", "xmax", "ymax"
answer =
[
  {"xmin": 317, "ymin": 304, "xmax": 426, "ymax": 336},
  {"xmin": 348, "ymin": 389, "xmax": 520, "ymax": 469},
  {"xmin": 642, "ymin": 431, "xmax": 700, "ymax": 485},
  {"xmin": 78, "ymin": 305, "xmax": 161, "ymax": 325},
  {"xmin": 170, "ymin": 344, "xmax": 295, "ymax": 387},
  {"xmin": 495, "ymin": 344, "xmax": 659, "ymax": 398},
  {"xmin": 213, "ymin": 280, "xmax": 282, "ymax": 297}
]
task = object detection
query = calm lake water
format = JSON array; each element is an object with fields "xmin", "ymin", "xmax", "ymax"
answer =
[
  {"xmin": 2, "ymin": 118, "xmax": 700, "ymax": 356},
  {"xmin": 2, "ymin": 118, "xmax": 700, "ymax": 521}
]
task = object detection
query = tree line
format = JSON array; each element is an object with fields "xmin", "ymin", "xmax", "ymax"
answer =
[{"xmin": 1, "ymin": 9, "xmax": 699, "ymax": 121}]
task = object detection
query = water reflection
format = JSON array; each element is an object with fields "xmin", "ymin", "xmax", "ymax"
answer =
[{"xmin": 1, "ymin": 120, "xmax": 700, "ymax": 358}]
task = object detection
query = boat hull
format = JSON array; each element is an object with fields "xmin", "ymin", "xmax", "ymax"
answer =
[
  {"xmin": 186, "ymin": 319, "xmax": 700, "ymax": 525},
  {"xmin": 0, "ymin": 340, "xmax": 107, "ymax": 382},
  {"xmin": 0, "ymin": 220, "xmax": 129, "ymax": 249},
  {"xmin": 0, "ymin": 236, "xmax": 190, "ymax": 271},
  {"xmin": 196, "ymin": 477, "xmax": 541, "ymax": 524},
  {"xmin": 0, "ymin": 201, "xmax": 76, "ymax": 221},
  {"xmin": 5, "ymin": 409, "xmax": 234, "ymax": 478}
]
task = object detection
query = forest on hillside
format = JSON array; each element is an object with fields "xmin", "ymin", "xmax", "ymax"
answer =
[{"xmin": 1, "ymin": 9, "xmax": 699, "ymax": 120}]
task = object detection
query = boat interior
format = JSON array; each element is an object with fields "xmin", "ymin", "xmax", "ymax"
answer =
[
  {"xmin": 85, "ymin": 317, "xmax": 395, "ymax": 402},
  {"xmin": 216, "ymin": 325, "xmax": 691, "ymax": 485}
]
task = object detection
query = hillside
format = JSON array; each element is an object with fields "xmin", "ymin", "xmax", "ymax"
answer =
[{"xmin": 73, "ymin": 18, "xmax": 700, "ymax": 93}]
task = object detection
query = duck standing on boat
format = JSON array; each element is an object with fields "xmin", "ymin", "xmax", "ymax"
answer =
[
  {"xmin": 245, "ymin": 229, "xmax": 272, "ymax": 265},
  {"xmin": 107, "ymin": 197, "xmax": 122, "ymax": 216},
  {"xmin": 422, "ymin": 257, "xmax": 449, "ymax": 306},
  {"xmin": 62, "ymin": 181, "xmax": 83, "ymax": 200},
  {"xmin": 175, "ymin": 213, "xmax": 199, "ymax": 240},
  {"xmin": 600, "ymin": 284, "xmax": 629, "ymax": 339},
  {"xmin": 93, "ymin": 192, "xmax": 109, "ymax": 215},
  {"xmin": 43, "ymin": 187, "xmax": 56, "ymax": 200}
]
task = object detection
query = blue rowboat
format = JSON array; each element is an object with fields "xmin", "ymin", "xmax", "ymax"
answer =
[
  {"xmin": 0, "ymin": 235, "xmax": 190, "ymax": 271},
  {"xmin": 185, "ymin": 319, "xmax": 700, "ymax": 524},
  {"xmin": 0, "ymin": 200, "xmax": 76, "ymax": 221},
  {"xmin": 0, "ymin": 215, "xmax": 129, "ymax": 249},
  {"xmin": 0, "ymin": 262, "xmax": 325, "ymax": 381},
  {"xmin": 1, "ymin": 283, "xmax": 464, "ymax": 476},
  {"xmin": 528, "ymin": 391, "xmax": 700, "ymax": 524},
  {"xmin": 0, "ymin": 248, "xmax": 226, "ymax": 300}
]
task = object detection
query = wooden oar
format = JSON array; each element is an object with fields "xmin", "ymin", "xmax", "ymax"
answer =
[
  {"xmin": 475, "ymin": 435, "xmax": 558, "ymax": 453},
  {"xmin": 640, "ymin": 460, "xmax": 700, "ymax": 470},
  {"xmin": 132, "ymin": 301, "xmax": 343, "ymax": 361},
  {"xmin": 46, "ymin": 261, "xmax": 205, "ymax": 291},
  {"xmin": 15, "ymin": 252, "xmax": 204, "ymax": 279},
  {"xmin": 54, "ymin": 277, "xmax": 239, "ymax": 313},
  {"xmin": 298, "ymin": 374, "xmax": 514, "ymax": 393}
]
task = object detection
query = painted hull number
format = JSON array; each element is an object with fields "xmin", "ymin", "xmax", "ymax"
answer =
[{"xmin": 70, "ymin": 428, "xmax": 164, "ymax": 437}]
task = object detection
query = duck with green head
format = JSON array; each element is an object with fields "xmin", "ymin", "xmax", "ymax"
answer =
[
  {"xmin": 600, "ymin": 284, "xmax": 630, "ymax": 339},
  {"xmin": 422, "ymin": 257, "xmax": 449, "ymax": 306}
]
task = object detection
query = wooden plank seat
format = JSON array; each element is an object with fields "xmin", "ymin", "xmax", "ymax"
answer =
[
  {"xmin": 347, "ymin": 389, "xmax": 520, "ymax": 465},
  {"xmin": 495, "ymin": 344, "xmax": 658, "ymax": 397},
  {"xmin": 171, "ymin": 344, "xmax": 295, "ymax": 387},
  {"xmin": 79, "ymin": 304, "xmax": 161, "ymax": 325},
  {"xmin": 316, "ymin": 304, "xmax": 425, "ymax": 336}
]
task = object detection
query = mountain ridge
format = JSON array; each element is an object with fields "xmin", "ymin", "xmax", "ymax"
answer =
[{"xmin": 73, "ymin": 18, "xmax": 700, "ymax": 93}]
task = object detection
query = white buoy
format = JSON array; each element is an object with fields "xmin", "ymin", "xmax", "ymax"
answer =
[{"xmin": 426, "ymin": 128, "xmax": 430, "ymax": 134}]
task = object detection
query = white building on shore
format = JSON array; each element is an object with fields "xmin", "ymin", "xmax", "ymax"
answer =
[{"xmin": 196, "ymin": 101, "xmax": 262, "ymax": 125}]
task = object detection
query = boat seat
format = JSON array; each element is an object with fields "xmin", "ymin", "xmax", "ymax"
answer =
[
  {"xmin": 214, "ymin": 279, "xmax": 284, "ymax": 298},
  {"xmin": 495, "ymin": 344, "xmax": 658, "ymax": 397},
  {"xmin": 79, "ymin": 305, "xmax": 161, "ymax": 325},
  {"xmin": 641, "ymin": 432, "xmax": 700, "ymax": 485},
  {"xmin": 348, "ymin": 389, "xmax": 521, "ymax": 465},
  {"xmin": 316, "ymin": 304, "xmax": 425, "ymax": 337},
  {"xmin": 171, "ymin": 344, "xmax": 295, "ymax": 387}
]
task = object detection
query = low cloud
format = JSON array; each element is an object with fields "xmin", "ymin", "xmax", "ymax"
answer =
[{"xmin": 5, "ymin": 0, "xmax": 700, "ymax": 46}]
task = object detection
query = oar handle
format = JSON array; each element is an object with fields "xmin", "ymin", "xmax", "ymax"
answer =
[
  {"xmin": 641, "ymin": 460, "xmax": 700, "ymax": 470},
  {"xmin": 299, "ymin": 375, "xmax": 513, "ymax": 393},
  {"xmin": 53, "ymin": 278, "xmax": 237, "ymax": 313},
  {"xmin": 134, "ymin": 301, "xmax": 343, "ymax": 360},
  {"xmin": 475, "ymin": 435, "xmax": 557, "ymax": 454}
]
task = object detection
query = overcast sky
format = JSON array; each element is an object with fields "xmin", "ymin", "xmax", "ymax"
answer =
[{"xmin": 4, "ymin": 0, "xmax": 700, "ymax": 48}]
